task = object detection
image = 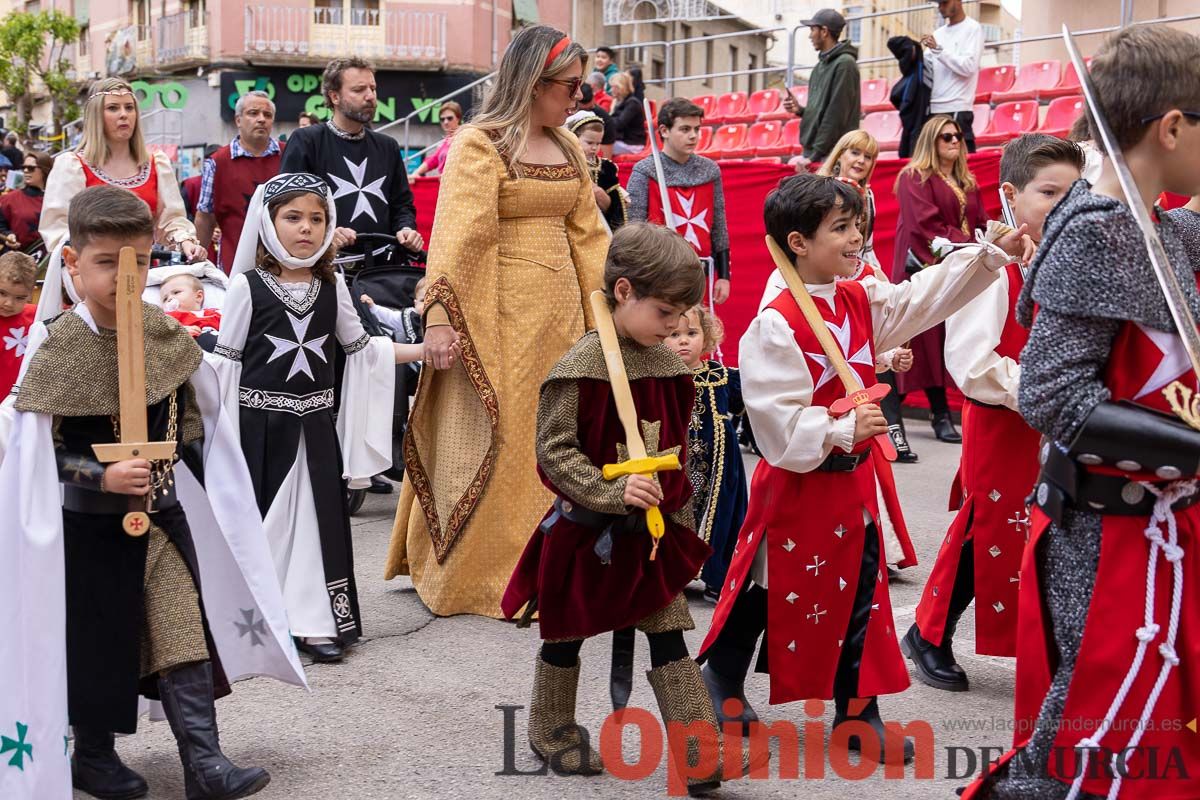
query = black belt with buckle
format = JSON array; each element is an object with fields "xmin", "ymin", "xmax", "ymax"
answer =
[
  {"xmin": 540, "ymin": 496, "xmax": 644, "ymax": 566},
  {"xmin": 816, "ymin": 449, "xmax": 872, "ymax": 473},
  {"xmin": 62, "ymin": 485, "xmax": 179, "ymax": 515},
  {"xmin": 1035, "ymin": 445, "xmax": 1200, "ymax": 522}
]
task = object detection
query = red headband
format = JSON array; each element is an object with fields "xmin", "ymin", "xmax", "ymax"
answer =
[{"xmin": 544, "ymin": 36, "xmax": 571, "ymax": 69}]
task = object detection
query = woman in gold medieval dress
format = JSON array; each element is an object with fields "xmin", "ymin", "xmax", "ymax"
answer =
[{"xmin": 384, "ymin": 25, "xmax": 609, "ymax": 617}]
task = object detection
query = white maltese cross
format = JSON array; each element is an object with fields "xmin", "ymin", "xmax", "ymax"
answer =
[
  {"xmin": 803, "ymin": 313, "xmax": 873, "ymax": 392},
  {"xmin": 265, "ymin": 311, "xmax": 329, "ymax": 381},
  {"xmin": 667, "ymin": 189, "xmax": 710, "ymax": 251},
  {"xmin": 3, "ymin": 324, "xmax": 28, "ymax": 357},
  {"xmin": 329, "ymin": 156, "xmax": 387, "ymax": 223}
]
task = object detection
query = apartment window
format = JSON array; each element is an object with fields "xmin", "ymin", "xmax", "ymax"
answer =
[
  {"xmin": 349, "ymin": 0, "xmax": 380, "ymax": 26},
  {"xmin": 680, "ymin": 23, "xmax": 693, "ymax": 77},
  {"xmin": 729, "ymin": 45, "xmax": 739, "ymax": 93},
  {"xmin": 704, "ymin": 38, "xmax": 714, "ymax": 87},
  {"xmin": 24, "ymin": 0, "xmax": 40, "ymax": 11},
  {"xmin": 846, "ymin": 6, "xmax": 863, "ymax": 45},
  {"xmin": 748, "ymin": 52, "xmax": 758, "ymax": 93},
  {"xmin": 132, "ymin": 0, "xmax": 149, "ymax": 38},
  {"xmin": 184, "ymin": 0, "xmax": 205, "ymax": 28},
  {"xmin": 78, "ymin": 24, "xmax": 89, "ymax": 55}
]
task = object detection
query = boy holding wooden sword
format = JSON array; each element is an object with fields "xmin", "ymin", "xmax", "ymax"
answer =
[
  {"xmin": 501, "ymin": 223, "xmax": 766, "ymax": 795},
  {"xmin": 698, "ymin": 173, "xmax": 1028, "ymax": 766}
]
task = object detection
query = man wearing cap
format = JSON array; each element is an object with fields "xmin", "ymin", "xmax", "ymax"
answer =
[
  {"xmin": 921, "ymin": 0, "xmax": 983, "ymax": 152},
  {"xmin": 782, "ymin": 8, "xmax": 861, "ymax": 167}
]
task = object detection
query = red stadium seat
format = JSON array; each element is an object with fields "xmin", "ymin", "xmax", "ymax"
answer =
[
  {"xmin": 690, "ymin": 94, "xmax": 717, "ymax": 120},
  {"xmin": 972, "ymin": 103, "xmax": 992, "ymax": 133},
  {"xmin": 1037, "ymin": 95, "xmax": 1085, "ymax": 138},
  {"xmin": 724, "ymin": 119, "xmax": 784, "ymax": 157},
  {"xmin": 975, "ymin": 100, "xmax": 1040, "ymax": 147},
  {"xmin": 759, "ymin": 85, "xmax": 807, "ymax": 121},
  {"xmin": 746, "ymin": 88, "xmax": 781, "ymax": 119},
  {"xmin": 755, "ymin": 117, "xmax": 801, "ymax": 157},
  {"xmin": 1039, "ymin": 58, "xmax": 1091, "ymax": 101},
  {"xmin": 861, "ymin": 77, "xmax": 893, "ymax": 114},
  {"xmin": 974, "ymin": 64, "xmax": 1016, "ymax": 104},
  {"xmin": 714, "ymin": 91, "xmax": 753, "ymax": 124},
  {"xmin": 752, "ymin": 156, "xmax": 783, "ymax": 164},
  {"xmin": 861, "ymin": 110, "xmax": 902, "ymax": 151},
  {"xmin": 696, "ymin": 125, "xmax": 713, "ymax": 153},
  {"xmin": 708, "ymin": 124, "xmax": 749, "ymax": 158},
  {"xmin": 992, "ymin": 60, "xmax": 1062, "ymax": 103}
]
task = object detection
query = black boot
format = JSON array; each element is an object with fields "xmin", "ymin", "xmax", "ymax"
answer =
[
  {"xmin": 367, "ymin": 475, "xmax": 393, "ymax": 494},
  {"xmin": 888, "ymin": 422, "xmax": 919, "ymax": 463},
  {"xmin": 833, "ymin": 695, "xmax": 915, "ymax": 764},
  {"xmin": 158, "ymin": 662, "xmax": 270, "ymax": 800},
  {"xmin": 610, "ymin": 627, "xmax": 636, "ymax": 711},
  {"xmin": 931, "ymin": 412, "xmax": 962, "ymax": 443},
  {"xmin": 901, "ymin": 623, "xmax": 968, "ymax": 692},
  {"xmin": 71, "ymin": 727, "xmax": 149, "ymax": 800},
  {"xmin": 701, "ymin": 584, "xmax": 766, "ymax": 736},
  {"xmin": 880, "ymin": 373, "xmax": 918, "ymax": 462}
]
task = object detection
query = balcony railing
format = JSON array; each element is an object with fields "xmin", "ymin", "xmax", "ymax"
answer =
[
  {"xmin": 156, "ymin": 10, "xmax": 210, "ymax": 67},
  {"xmin": 244, "ymin": 5, "xmax": 447, "ymax": 66}
]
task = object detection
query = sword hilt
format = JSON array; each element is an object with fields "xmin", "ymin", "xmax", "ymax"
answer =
[
  {"xmin": 827, "ymin": 382, "xmax": 898, "ymax": 461},
  {"xmin": 602, "ymin": 454, "xmax": 681, "ymax": 560}
]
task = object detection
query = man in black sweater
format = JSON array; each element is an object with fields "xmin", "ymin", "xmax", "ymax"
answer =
[{"xmin": 280, "ymin": 57, "xmax": 422, "ymax": 258}]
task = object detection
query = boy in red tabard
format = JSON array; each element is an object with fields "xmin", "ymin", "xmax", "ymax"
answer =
[
  {"xmin": 902, "ymin": 134, "xmax": 1084, "ymax": 693},
  {"xmin": 0, "ymin": 251, "xmax": 37, "ymax": 399}
]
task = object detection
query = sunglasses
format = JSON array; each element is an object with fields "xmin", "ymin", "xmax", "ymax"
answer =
[
  {"xmin": 543, "ymin": 77, "xmax": 583, "ymax": 95},
  {"xmin": 1139, "ymin": 110, "xmax": 1200, "ymax": 125},
  {"xmin": 21, "ymin": 165, "xmax": 37, "ymax": 172},
  {"xmin": 439, "ymin": 115, "xmax": 457, "ymax": 122},
  {"xmin": 939, "ymin": 132, "xmax": 964, "ymax": 143}
]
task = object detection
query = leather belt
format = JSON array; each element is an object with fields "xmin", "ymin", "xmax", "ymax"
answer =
[
  {"xmin": 816, "ymin": 449, "xmax": 872, "ymax": 473},
  {"xmin": 63, "ymin": 485, "xmax": 180, "ymax": 515},
  {"xmin": 540, "ymin": 496, "xmax": 645, "ymax": 566},
  {"xmin": 1035, "ymin": 445, "xmax": 1200, "ymax": 522}
]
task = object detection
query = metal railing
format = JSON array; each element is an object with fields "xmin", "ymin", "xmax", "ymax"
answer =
[
  {"xmin": 243, "ymin": 4, "xmax": 447, "ymax": 65},
  {"xmin": 156, "ymin": 10, "xmax": 210, "ymax": 67}
]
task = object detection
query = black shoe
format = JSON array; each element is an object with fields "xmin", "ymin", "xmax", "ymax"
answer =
[
  {"xmin": 295, "ymin": 637, "xmax": 344, "ymax": 663},
  {"xmin": 900, "ymin": 623, "xmax": 968, "ymax": 692},
  {"xmin": 833, "ymin": 696, "xmax": 915, "ymax": 764},
  {"xmin": 701, "ymin": 663, "xmax": 759, "ymax": 736},
  {"xmin": 888, "ymin": 424, "xmax": 919, "ymax": 463},
  {"xmin": 367, "ymin": 475, "xmax": 393, "ymax": 494},
  {"xmin": 158, "ymin": 662, "xmax": 270, "ymax": 800},
  {"xmin": 72, "ymin": 727, "xmax": 149, "ymax": 800},
  {"xmin": 931, "ymin": 413, "xmax": 962, "ymax": 444}
]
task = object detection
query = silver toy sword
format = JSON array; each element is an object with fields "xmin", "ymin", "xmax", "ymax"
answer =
[{"xmin": 1063, "ymin": 24, "xmax": 1200, "ymax": 383}]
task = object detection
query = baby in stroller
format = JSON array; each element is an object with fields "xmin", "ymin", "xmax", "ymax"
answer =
[{"xmin": 142, "ymin": 261, "xmax": 229, "ymax": 353}]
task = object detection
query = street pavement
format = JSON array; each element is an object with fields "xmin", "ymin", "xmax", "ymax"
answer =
[{"xmin": 89, "ymin": 423, "xmax": 1018, "ymax": 799}]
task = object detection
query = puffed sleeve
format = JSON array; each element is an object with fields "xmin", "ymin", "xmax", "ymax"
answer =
[
  {"xmin": 739, "ymin": 309, "xmax": 857, "ymax": 474},
  {"xmin": 207, "ymin": 272, "xmax": 252, "ymax": 431},
  {"xmin": 866, "ymin": 242, "xmax": 1009, "ymax": 354},
  {"xmin": 944, "ymin": 268, "xmax": 1021, "ymax": 410},
  {"xmin": 564, "ymin": 145, "xmax": 609, "ymax": 329},
  {"xmin": 38, "ymin": 152, "xmax": 86, "ymax": 253},
  {"xmin": 332, "ymin": 274, "xmax": 396, "ymax": 486},
  {"xmin": 153, "ymin": 151, "xmax": 198, "ymax": 246}
]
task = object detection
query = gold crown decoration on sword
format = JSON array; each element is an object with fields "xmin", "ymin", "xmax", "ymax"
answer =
[
  {"xmin": 90, "ymin": 247, "xmax": 178, "ymax": 536},
  {"xmin": 589, "ymin": 290, "xmax": 681, "ymax": 560},
  {"xmin": 1060, "ymin": 24, "xmax": 1200, "ymax": 430}
]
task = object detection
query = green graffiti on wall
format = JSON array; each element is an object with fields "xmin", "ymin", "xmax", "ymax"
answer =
[
  {"xmin": 227, "ymin": 74, "xmax": 437, "ymax": 124},
  {"xmin": 131, "ymin": 80, "xmax": 190, "ymax": 110}
]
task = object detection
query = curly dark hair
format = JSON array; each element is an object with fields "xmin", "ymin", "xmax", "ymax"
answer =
[{"xmin": 256, "ymin": 189, "xmax": 338, "ymax": 284}]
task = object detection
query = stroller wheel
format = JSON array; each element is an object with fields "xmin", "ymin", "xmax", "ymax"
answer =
[{"xmin": 347, "ymin": 488, "xmax": 367, "ymax": 515}]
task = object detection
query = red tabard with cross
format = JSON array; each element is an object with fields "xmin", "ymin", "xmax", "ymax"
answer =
[
  {"xmin": 915, "ymin": 263, "xmax": 1040, "ymax": 657},
  {"xmin": 969, "ymin": 310, "xmax": 1200, "ymax": 799},
  {"xmin": 646, "ymin": 179, "xmax": 714, "ymax": 258},
  {"xmin": 699, "ymin": 279, "xmax": 911, "ymax": 704},
  {"xmin": 0, "ymin": 303, "xmax": 35, "ymax": 400}
]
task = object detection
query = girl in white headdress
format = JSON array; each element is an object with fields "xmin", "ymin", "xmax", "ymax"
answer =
[{"xmin": 211, "ymin": 172, "xmax": 447, "ymax": 663}]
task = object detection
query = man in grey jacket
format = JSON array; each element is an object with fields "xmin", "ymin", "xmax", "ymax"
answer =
[{"xmin": 783, "ymin": 8, "xmax": 861, "ymax": 167}]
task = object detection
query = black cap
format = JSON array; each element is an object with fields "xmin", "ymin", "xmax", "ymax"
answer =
[{"xmin": 801, "ymin": 9, "xmax": 846, "ymax": 35}]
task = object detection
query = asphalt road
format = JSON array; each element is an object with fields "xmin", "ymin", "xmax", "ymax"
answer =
[{"xmin": 86, "ymin": 423, "xmax": 1017, "ymax": 800}]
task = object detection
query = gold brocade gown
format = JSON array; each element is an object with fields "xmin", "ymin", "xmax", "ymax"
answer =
[{"xmin": 384, "ymin": 127, "xmax": 609, "ymax": 617}]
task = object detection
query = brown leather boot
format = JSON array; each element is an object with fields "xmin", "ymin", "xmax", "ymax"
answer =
[
  {"xmin": 647, "ymin": 657, "xmax": 769, "ymax": 796},
  {"xmin": 528, "ymin": 656, "xmax": 603, "ymax": 776}
]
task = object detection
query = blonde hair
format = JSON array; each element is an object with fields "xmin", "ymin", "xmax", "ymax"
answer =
[
  {"xmin": 688, "ymin": 304, "xmax": 725, "ymax": 353},
  {"xmin": 818, "ymin": 129, "xmax": 880, "ymax": 187},
  {"xmin": 0, "ymin": 251, "xmax": 37, "ymax": 289},
  {"xmin": 897, "ymin": 115, "xmax": 976, "ymax": 192},
  {"xmin": 79, "ymin": 78, "xmax": 150, "ymax": 168},
  {"xmin": 609, "ymin": 72, "xmax": 633, "ymax": 99},
  {"xmin": 466, "ymin": 25, "xmax": 590, "ymax": 179}
]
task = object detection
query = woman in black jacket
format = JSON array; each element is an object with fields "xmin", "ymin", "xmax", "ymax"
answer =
[{"xmin": 609, "ymin": 72, "xmax": 646, "ymax": 155}]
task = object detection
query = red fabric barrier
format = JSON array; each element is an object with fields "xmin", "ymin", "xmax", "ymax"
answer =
[{"xmin": 408, "ymin": 151, "xmax": 1004, "ymax": 372}]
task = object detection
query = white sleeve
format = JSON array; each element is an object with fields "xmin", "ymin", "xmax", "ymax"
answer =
[
  {"xmin": 208, "ymin": 272, "xmax": 252, "ymax": 428},
  {"xmin": 39, "ymin": 153, "xmax": 86, "ymax": 254},
  {"xmin": 740, "ymin": 309, "xmax": 857, "ymax": 474},
  {"xmin": 865, "ymin": 243, "xmax": 1009, "ymax": 354},
  {"xmin": 945, "ymin": 269, "xmax": 1021, "ymax": 410},
  {"xmin": 332, "ymin": 275, "xmax": 395, "ymax": 485},
  {"xmin": 933, "ymin": 24, "xmax": 983, "ymax": 78},
  {"xmin": 153, "ymin": 151, "xmax": 198, "ymax": 245},
  {"xmin": 367, "ymin": 303, "xmax": 406, "ymax": 331}
]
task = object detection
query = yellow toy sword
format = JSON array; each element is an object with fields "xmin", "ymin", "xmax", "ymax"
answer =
[
  {"xmin": 588, "ymin": 290, "xmax": 680, "ymax": 560},
  {"xmin": 91, "ymin": 247, "xmax": 177, "ymax": 536}
]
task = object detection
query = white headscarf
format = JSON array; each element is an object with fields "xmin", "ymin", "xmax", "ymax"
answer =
[
  {"xmin": 230, "ymin": 172, "xmax": 338, "ymax": 277},
  {"xmin": 34, "ymin": 242, "xmax": 82, "ymax": 322}
]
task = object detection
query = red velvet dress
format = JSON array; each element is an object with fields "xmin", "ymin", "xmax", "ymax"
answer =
[
  {"xmin": 890, "ymin": 171, "xmax": 987, "ymax": 395},
  {"xmin": 501, "ymin": 341, "xmax": 711, "ymax": 641},
  {"xmin": 76, "ymin": 154, "xmax": 159, "ymax": 218}
]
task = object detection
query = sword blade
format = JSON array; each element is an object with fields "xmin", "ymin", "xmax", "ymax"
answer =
[
  {"xmin": 1063, "ymin": 24, "xmax": 1200, "ymax": 381},
  {"xmin": 643, "ymin": 98, "xmax": 677, "ymax": 234},
  {"xmin": 589, "ymin": 290, "xmax": 650, "ymax": 460},
  {"xmin": 115, "ymin": 247, "xmax": 149, "ymax": 444}
]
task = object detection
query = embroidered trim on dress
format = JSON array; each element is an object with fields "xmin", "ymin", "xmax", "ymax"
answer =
[
  {"xmin": 78, "ymin": 155, "xmax": 152, "ymax": 189},
  {"xmin": 214, "ymin": 344, "xmax": 242, "ymax": 361},
  {"xmin": 238, "ymin": 387, "xmax": 334, "ymax": 415},
  {"xmin": 343, "ymin": 333, "xmax": 370, "ymax": 354},
  {"xmin": 255, "ymin": 268, "xmax": 322, "ymax": 315},
  {"xmin": 518, "ymin": 162, "xmax": 578, "ymax": 181},
  {"xmin": 939, "ymin": 174, "xmax": 971, "ymax": 236},
  {"xmin": 403, "ymin": 275, "xmax": 501, "ymax": 564}
]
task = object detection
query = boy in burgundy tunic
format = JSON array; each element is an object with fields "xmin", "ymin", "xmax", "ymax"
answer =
[
  {"xmin": 903, "ymin": 134, "xmax": 1084, "ymax": 692},
  {"xmin": 698, "ymin": 174, "xmax": 1027, "ymax": 764},
  {"xmin": 502, "ymin": 224, "xmax": 761, "ymax": 794}
]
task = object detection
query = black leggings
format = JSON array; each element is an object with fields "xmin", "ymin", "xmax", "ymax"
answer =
[{"xmin": 541, "ymin": 630, "xmax": 689, "ymax": 670}]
